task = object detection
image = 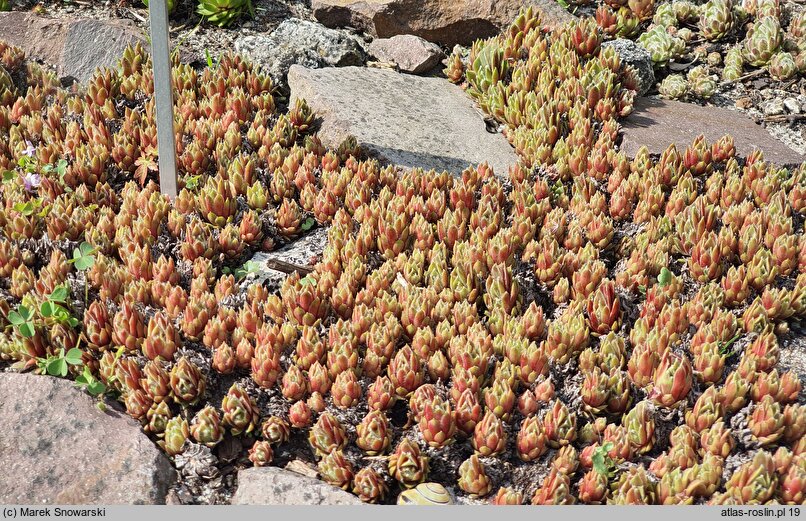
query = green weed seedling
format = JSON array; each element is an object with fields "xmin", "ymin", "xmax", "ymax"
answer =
[
  {"xmin": 592, "ymin": 441, "xmax": 616, "ymax": 478},
  {"xmin": 36, "ymin": 347, "xmax": 83, "ymax": 377}
]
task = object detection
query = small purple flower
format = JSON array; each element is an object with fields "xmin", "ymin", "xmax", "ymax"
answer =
[
  {"xmin": 22, "ymin": 172, "xmax": 41, "ymax": 192},
  {"xmin": 22, "ymin": 141, "xmax": 35, "ymax": 157}
]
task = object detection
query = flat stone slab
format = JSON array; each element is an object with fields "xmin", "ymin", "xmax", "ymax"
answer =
[
  {"xmin": 311, "ymin": 0, "xmax": 576, "ymax": 46},
  {"xmin": 288, "ymin": 65, "xmax": 519, "ymax": 176},
  {"xmin": 232, "ymin": 467, "xmax": 362, "ymax": 504},
  {"xmin": 0, "ymin": 12, "xmax": 145, "ymax": 84},
  {"xmin": 0, "ymin": 373, "xmax": 175, "ymax": 504},
  {"xmin": 621, "ymin": 97, "xmax": 805, "ymax": 167}
]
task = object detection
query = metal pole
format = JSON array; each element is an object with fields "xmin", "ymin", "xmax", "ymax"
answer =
[{"xmin": 149, "ymin": 0, "xmax": 178, "ymax": 199}]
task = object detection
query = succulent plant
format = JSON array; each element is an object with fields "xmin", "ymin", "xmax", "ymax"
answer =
[
  {"xmin": 356, "ymin": 410, "xmax": 391, "ymax": 455},
  {"xmin": 458, "ymin": 454, "xmax": 492, "ymax": 498},
  {"xmin": 190, "ymin": 406, "xmax": 224, "ymax": 447},
  {"xmin": 353, "ymin": 467, "xmax": 388, "ymax": 503},
  {"xmin": 722, "ymin": 46, "xmax": 745, "ymax": 81},
  {"xmin": 388, "ymin": 438, "xmax": 429, "ymax": 489},
  {"xmin": 309, "ymin": 412, "xmax": 347, "ymax": 458},
  {"xmin": 318, "ymin": 450, "xmax": 354, "ymax": 490},
  {"xmin": 261, "ymin": 416, "xmax": 291, "ymax": 445},
  {"xmin": 159, "ymin": 416, "xmax": 190, "ymax": 456},
  {"xmin": 725, "ymin": 450, "xmax": 777, "ymax": 503},
  {"xmin": 419, "ymin": 395, "xmax": 457, "ymax": 448},
  {"xmin": 659, "ymin": 74, "xmax": 688, "ymax": 100},
  {"xmin": 650, "ymin": 351, "xmax": 693, "ymax": 407},
  {"xmin": 532, "ymin": 468, "xmax": 575, "ymax": 505},
  {"xmin": 699, "ymin": 0, "xmax": 735, "ymax": 41},
  {"xmin": 197, "ymin": 0, "xmax": 254, "ymax": 27},
  {"xmin": 221, "ymin": 383, "xmax": 259, "ymax": 436},
  {"xmin": 170, "ymin": 357, "xmax": 206, "ymax": 406},
  {"xmin": 687, "ymin": 66, "xmax": 717, "ymax": 99},
  {"xmin": 246, "ymin": 440, "xmax": 273, "ymax": 467},
  {"xmin": 743, "ymin": 16, "xmax": 783, "ymax": 66},
  {"xmin": 638, "ymin": 26, "xmax": 685, "ymax": 67},
  {"xmin": 472, "ymin": 410, "xmax": 507, "ymax": 456},
  {"xmin": 768, "ymin": 51, "xmax": 797, "ymax": 80}
]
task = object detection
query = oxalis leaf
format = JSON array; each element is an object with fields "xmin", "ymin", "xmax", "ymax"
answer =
[
  {"xmin": 7, "ymin": 310, "xmax": 25, "ymax": 325},
  {"xmin": 70, "ymin": 241, "xmax": 96, "ymax": 271},
  {"xmin": 87, "ymin": 380, "xmax": 107, "ymax": 396},
  {"xmin": 19, "ymin": 322, "xmax": 35, "ymax": 338},
  {"xmin": 48, "ymin": 285, "xmax": 69, "ymax": 303},
  {"xmin": 64, "ymin": 348, "xmax": 84, "ymax": 366},
  {"xmin": 301, "ymin": 217, "xmax": 315, "ymax": 231},
  {"xmin": 592, "ymin": 442, "xmax": 615, "ymax": 476},
  {"xmin": 40, "ymin": 300, "xmax": 56, "ymax": 318},
  {"xmin": 46, "ymin": 357, "xmax": 68, "ymax": 377},
  {"xmin": 75, "ymin": 366, "xmax": 106, "ymax": 396},
  {"xmin": 657, "ymin": 267, "xmax": 672, "ymax": 287}
]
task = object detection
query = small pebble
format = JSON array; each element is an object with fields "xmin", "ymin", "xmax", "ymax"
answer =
[
  {"xmin": 735, "ymin": 97, "xmax": 753, "ymax": 109},
  {"xmin": 762, "ymin": 98, "xmax": 785, "ymax": 116},
  {"xmin": 783, "ymin": 97, "xmax": 801, "ymax": 113}
]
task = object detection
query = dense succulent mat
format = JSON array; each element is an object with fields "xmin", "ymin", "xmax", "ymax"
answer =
[
  {"xmin": 535, "ymin": 0, "xmax": 806, "ymax": 99},
  {"xmin": 0, "ymin": 8, "xmax": 804, "ymax": 505}
]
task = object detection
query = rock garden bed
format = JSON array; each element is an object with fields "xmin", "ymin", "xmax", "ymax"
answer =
[{"xmin": 0, "ymin": 0, "xmax": 804, "ymax": 508}]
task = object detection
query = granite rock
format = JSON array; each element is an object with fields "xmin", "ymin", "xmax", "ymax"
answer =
[
  {"xmin": 0, "ymin": 373, "xmax": 175, "ymax": 504},
  {"xmin": 621, "ymin": 97, "xmax": 805, "ymax": 167},
  {"xmin": 235, "ymin": 18, "xmax": 366, "ymax": 88},
  {"xmin": 232, "ymin": 467, "xmax": 362, "ymax": 505},
  {"xmin": 288, "ymin": 65, "xmax": 518, "ymax": 176},
  {"xmin": 311, "ymin": 0, "xmax": 576, "ymax": 47},
  {"xmin": 368, "ymin": 34, "xmax": 443, "ymax": 74}
]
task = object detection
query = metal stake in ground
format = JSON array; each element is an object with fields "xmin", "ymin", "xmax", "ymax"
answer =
[{"xmin": 148, "ymin": 0, "xmax": 178, "ymax": 198}]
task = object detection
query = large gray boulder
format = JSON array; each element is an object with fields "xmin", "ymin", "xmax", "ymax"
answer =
[
  {"xmin": 0, "ymin": 373, "xmax": 175, "ymax": 504},
  {"xmin": 288, "ymin": 65, "xmax": 519, "ymax": 176},
  {"xmin": 232, "ymin": 467, "xmax": 362, "ymax": 505},
  {"xmin": 621, "ymin": 97, "xmax": 805, "ymax": 167},
  {"xmin": 311, "ymin": 0, "xmax": 576, "ymax": 47},
  {"xmin": 0, "ymin": 12, "xmax": 144, "ymax": 84},
  {"xmin": 235, "ymin": 18, "xmax": 366, "ymax": 87}
]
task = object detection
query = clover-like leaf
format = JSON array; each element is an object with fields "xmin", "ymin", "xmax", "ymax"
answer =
[
  {"xmin": 184, "ymin": 174, "xmax": 202, "ymax": 190},
  {"xmin": 8, "ymin": 307, "xmax": 27, "ymax": 325},
  {"xmin": 18, "ymin": 322, "xmax": 35, "ymax": 338},
  {"xmin": 75, "ymin": 366, "xmax": 106, "ymax": 396},
  {"xmin": 592, "ymin": 442, "xmax": 615, "ymax": 476},
  {"xmin": 40, "ymin": 300, "xmax": 56, "ymax": 318},
  {"xmin": 55, "ymin": 159, "xmax": 68, "ymax": 178},
  {"xmin": 64, "ymin": 348, "xmax": 84, "ymax": 366},
  {"xmin": 87, "ymin": 379, "xmax": 107, "ymax": 396},
  {"xmin": 48, "ymin": 285, "xmax": 69, "ymax": 303},
  {"xmin": 9, "ymin": 305, "xmax": 35, "ymax": 338},
  {"xmin": 46, "ymin": 356, "xmax": 68, "ymax": 377},
  {"xmin": 301, "ymin": 217, "xmax": 315, "ymax": 231},
  {"xmin": 70, "ymin": 241, "xmax": 96, "ymax": 271},
  {"xmin": 657, "ymin": 267, "xmax": 672, "ymax": 287},
  {"xmin": 13, "ymin": 201, "xmax": 35, "ymax": 216}
]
